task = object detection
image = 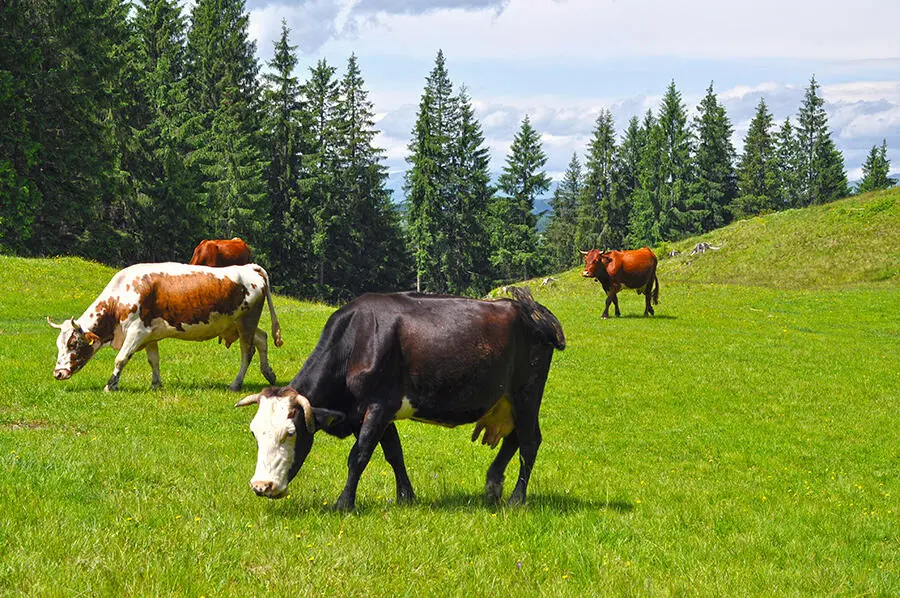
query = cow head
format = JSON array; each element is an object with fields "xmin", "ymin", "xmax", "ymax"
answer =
[
  {"xmin": 581, "ymin": 249, "xmax": 603, "ymax": 277},
  {"xmin": 236, "ymin": 386, "xmax": 344, "ymax": 499},
  {"xmin": 48, "ymin": 317, "xmax": 102, "ymax": 380}
]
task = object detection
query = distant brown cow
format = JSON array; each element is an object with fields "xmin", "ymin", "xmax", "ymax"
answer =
[
  {"xmin": 190, "ymin": 238, "xmax": 252, "ymax": 267},
  {"xmin": 581, "ymin": 247, "xmax": 659, "ymax": 318}
]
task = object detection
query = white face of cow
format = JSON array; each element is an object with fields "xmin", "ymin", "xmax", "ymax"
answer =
[
  {"xmin": 49, "ymin": 318, "xmax": 102, "ymax": 380},
  {"xmin": 237, "ymin": 388, "xmax": 316, "ymax": 499}
]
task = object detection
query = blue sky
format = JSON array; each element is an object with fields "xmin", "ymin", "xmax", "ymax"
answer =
[{"xmin": 244, "ymin": 0, "xmax": 900, "ymax": 189}]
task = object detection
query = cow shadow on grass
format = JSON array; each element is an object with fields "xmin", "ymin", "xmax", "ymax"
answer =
[
  {"xmin": 273, "ymin": 491, "xmax": 632, "ymax": 517},
  {"xmin": 608, "ymin": 314, "xmax": 678, "ymax": 320}
]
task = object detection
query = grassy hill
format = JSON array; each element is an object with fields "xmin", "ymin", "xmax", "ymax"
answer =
[{"xmin": 0, "ymin": 191, "xmax": 897, "ymax": 595}]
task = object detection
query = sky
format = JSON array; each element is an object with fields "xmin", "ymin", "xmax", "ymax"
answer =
[{"xmin": 244, "ymin": 0, "xmax": 900, "ymax": 193}]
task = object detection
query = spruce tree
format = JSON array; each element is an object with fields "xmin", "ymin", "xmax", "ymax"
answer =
[
  {"xmin": 128, "ymin": 0, "xmax": 201, "ymax": 263},
  {"xmin": 692, "ymin": 82, "xmax": 737, "ymax": 231},
  {"xmin": 445, "ymin": 86, "xmax": 494, "ymax": 295},
  {"xmin": 775, "ymin": 117, "xmax": 801, "ymax": 208},
  {"xmin": 618, "ymin": 116, "xmax": 645, "ymax": 204},
  {"xmin": 491, "ymin": 115, "xmax": 551, "ymax": 281},
  {"xmin": 262, "ymin": 22, "xmax": 305, "ymax": 291},
  {"xmin": 578, "ymin": 109, "xmax": 626, "ymax": 250},
  {"xmin": 657, "ymin": 81, "xmax": 699, "ymax": 239},
  {"xmin": 795, "ymin": 76, "xmax": 848, "ymax": 205},
  {"xmin": 404, "ymin": 50, "xmax": 458, "ymax": 293},
  {"xmin": 628, "ymin": 110, "xmax": 663, "ymax": 247},
  {"xmin": 857, "ymin": 139, "xmax": 896, "ymax": 193},
  {"xmin": 185, "ymin": 0, "xmax": 268, "ymax": 256},
  {"xmin": 545, "ymin": 153, "xmax": 583, "ymax": 271},
  {"xmin": 733, "ymin": 98, "xmax": 778, "ymax": 217},
  {"xmin": 333, "ymin": 54, "xmax": 410, "ymax": 299},
  {"xmin": 299, "ymin": 59, "xmax": 340, "ymax": 299}
]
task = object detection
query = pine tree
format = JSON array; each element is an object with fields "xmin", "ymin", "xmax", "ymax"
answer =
[
  {"xmin": 578, "ymin": 109, "xmax": 626, "ymax": 250},
  {"xmin": 491, "ymin": 115, "xmax": 551, "ymax": 281},
  {"xmin": 299, "ymin": 59, "xmax": 340, "ymax": 299},
  {"xmin": 628, "ymin": 109, "xmax": 663, "ymax": 247},
  {"xmin": 732, "ymin": 98, "xmax": 778, "ymax": 217},
  {"xmin": 775, "ymin": 117, "xmax": 801, "ymax": 208},
  {"xmin": 127, "ymin": 0, "xmax": 202, "ymax": 263},
  {"xmin": 657, "ymin": 81, "xmax": 699, "ymax": 239},
  {"xmin": 445, "ymin": 86, "xmax": 494, "ymax": 295},
  {"xmin": 618, "ymin": 116, "xmax": 645, "ymax": 204},
  {"xmin": 404, "ymin": 50, "xmax": 458, "ymax": 293},
  {"xmin": 333, "ymin": 54, "xmax": 410, "ymax": 299},
  {"xmin": 857, "ymin": 139, "xmax": 896, "ymax": 193},
  {"xmin": 692, "ymin": 82, "xmax": 737, "ymax": 231},
  {"xmin": 185, "ymin": 0, "xmax": 268, "ymax": 256},
  {"xmin": 545, "ymin": 153, "xmax": 583, "ymax": 271},
  {"xmin": 795, "ymin": 76, "xmax": 848, "ymax": 205},
  {"xmin": 262, "ymin": 22, "xmax": 305, "ymax": 291}
]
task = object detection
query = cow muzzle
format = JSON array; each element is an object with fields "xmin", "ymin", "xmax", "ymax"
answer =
[
  {"xmin": 581, "ymin": 270, "xmax": 592, "ymax": 277},
  {"xmin": 250, "ymin": 480, "xmax": 287, "ymax": 499},
  {"xmin": 54, "ymin": 368, "xmax": 72, "ymax": 380}
]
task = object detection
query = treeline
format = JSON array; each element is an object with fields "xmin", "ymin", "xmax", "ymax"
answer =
[{"xmin": 1, "ymin": 1, "xmax": 896, "ymax": 301}]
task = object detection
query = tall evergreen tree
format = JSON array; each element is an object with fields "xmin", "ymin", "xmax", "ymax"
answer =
[
  {"xmin": 732, "ymin": 98, "xmax": 778, "ymax": 217},
  {"xmin": 445, "ymin": 86, "xmax": 494, "ymax": 295},
  {"xmin": 692, "ymin": 82, "xmax": 737, "ymax": 231},
  {"xmin": 262, "ymin": 22, "xmax": 305, "ymax": 290},
  {"xmin": 775, "ymin": 117, "xmax": 801, "ymax": 208},
  {"xmin": 545, "ymin": 153, "xmax": 583, "ymax": 271},
  {"xmin": 299, "ymin": 59, "xmax": 341, "ymax": 298},
  {"xmin": 577, "ymin": 109, "xmax": 626, "ymax": 250},
  {"xmin": 185, "ymin": 0, "xmax": 268, "ymax": 256},
  {"xmin": 857, "ymin": 139, "xmax": 896, "ymax": 193},
  {"xmin": 628, "ymin": 109, "xmax": 663, "ymax": 247},
  {"xmin": 657, "ymin": 81, "xmax": 699, "ymax": 239},
  {"xmin": 618, "ymin": 116, "xmax": 645, "ymax": 205},
  {"xmin": 795, "ymin": 76, "xmax": 848, "ymax": 205},
  {"xmin": 127, "ymin": 0, "xmax": 201, "ymax": 263},
  {"xmin": 490, "ymin": 115, "xmax": 551, "ymax": 281},
  {"xmin": 333, "ymin": 54, "xmax": 410, "ymax": 299},
  {"xmin": 404, "ymin": 50, "xmax": 458, "ymax": 293}
]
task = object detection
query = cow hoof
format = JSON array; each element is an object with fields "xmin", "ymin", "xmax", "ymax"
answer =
[
  {"xmin": 601, "ymin": 314, "xmax": 609, "ymax": 320},
  {"xmin": 150, "ymin": 381, "xmax": 162, "ymax": 390},
  {"xmin": 485, "ymin": 480, "xmax": 503, "ymax": 504},
  {"xmin": 397, "ymin": 489, "xmax": 415, "ymax": 505},
  {"xmin": 507, "ymin": 491, "xmax": 526, "ymax": 507},
  {"xmin": 332, "ymin": 497, "xmax": 356, "ymax": 512},
  {"xmin": 263, "ymin": 370, "xmax": 277, "ymax": 385},
  {"xmin": 104, "ymin": 384, "xmax": 117, "ymax": 392},
  {"xmin": 228, "ymin": 383, "xmax": 243, "ymax": 392}
]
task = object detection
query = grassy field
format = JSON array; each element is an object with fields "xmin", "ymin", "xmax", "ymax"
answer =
[{"xmin": 1, "ymin": 190, "xmax": 898, "ymax": 596}]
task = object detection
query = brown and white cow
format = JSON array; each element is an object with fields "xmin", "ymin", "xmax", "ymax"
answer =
[
  {"xmin": 189, "ymin": 238, "xmax": 252, "ymax": 268},
  {"xmin": 581, "ymin": 247, "xmax": 659, "ymax": 318},
  {"xmin": 48, "ymin": 263, "xmax": 283, "ymax": 392}
]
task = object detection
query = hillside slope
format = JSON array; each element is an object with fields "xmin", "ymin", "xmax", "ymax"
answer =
[{"xmin": 657, "ymin": 188, "xmax": 899, "ymax": 288}]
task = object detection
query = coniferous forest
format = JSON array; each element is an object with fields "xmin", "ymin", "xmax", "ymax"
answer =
[{"xmin": 1, "ymin": 0, "xmax": 895, "ymax": 301}]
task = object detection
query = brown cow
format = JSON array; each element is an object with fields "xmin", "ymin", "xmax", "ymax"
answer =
[
  {"xmin": 189, "ymin": 238, "xmax": 252, "ymax": 267},
  {"xmin": 581, "ymin": 247, "xmax": 659, "ymax": 318}
]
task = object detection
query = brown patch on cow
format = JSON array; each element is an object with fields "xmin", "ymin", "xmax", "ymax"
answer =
[
  {"xmin": 91, "ymin": 297, "xmax": 135, "ymax": 343},
  {"xmin": 133, "ymin": 272, "xmax": 248, "ymax": 330},
  {"xmin": 471, "ymin": 396, "xmax": 515, "ymax": 449}
]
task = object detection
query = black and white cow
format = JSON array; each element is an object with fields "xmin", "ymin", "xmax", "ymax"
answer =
[
  {"xmin": 235, "ymin": 287, "xmax": 565, "ymax": 510},
  {"xmin": 49, "ymin": 262, "xmax": 283, "ymax": 391}
]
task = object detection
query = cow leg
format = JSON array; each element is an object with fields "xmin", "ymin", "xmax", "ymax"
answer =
[
  {"xmin": 146, "ymin": 341, "xmax": 162, "ymax": 389},
  {"xmin": 611, "ymin": 283, "xmax": 622, "ymax": 317},
  {"xmin": 644, "ymin": 286, "xmax": 654, "ymax": 316},
  {"xmin": 229, "ymin": 333, "xmax": 255, "ymax": 392},
  {"xmin": 485, "ymin": 430, "xmax": 519, "ymax": 504},
  {"xmin": 335, "ymin": 403, "xmax": 391, "ymax": 511},
  {"xmin": 253, "ymin": 328, "xmax": 276, "ymax": 385},
  {"xmin": 379, "ymin": 423, "xmax": 415, "ymax": 504},
  {"xmin": 602, "ymin": 293, "xmax": 614, "ymax": 318},
  {"xmin": 105, "ymin": 328, "xmax": 150, "ymax": 392}
]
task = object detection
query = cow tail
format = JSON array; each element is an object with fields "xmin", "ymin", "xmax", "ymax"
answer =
[
  {"xmin": 260, "ymin": 270, "xmax": 283, "ymax": 347},
  {"xmin": 507, "ymin": 286, "xmax": 566, "ymax": 351},
  {"xmin": 652, "ymin": 270, "xmax": 660, "ymax": 305}
]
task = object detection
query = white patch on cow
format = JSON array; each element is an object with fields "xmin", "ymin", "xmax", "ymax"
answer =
[
  {"xmin": 249, "ymin": 395, "xmax": 297, "ymax": 497},
  {"xmin": 394, "ymin": 397, "xmax": 416, "ymax": 420}
]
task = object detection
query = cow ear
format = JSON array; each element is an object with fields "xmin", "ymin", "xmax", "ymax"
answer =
[
  {"xmin": 312, "ymin": 408, "xmax": 345, "ymax": 431},
  {"xmin": 85, "ymin": 331, "xmax": 100, "ymax": 346}
]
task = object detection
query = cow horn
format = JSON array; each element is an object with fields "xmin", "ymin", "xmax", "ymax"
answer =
[
  {"xmin": 234, "ymin": 393, "xmax": 261, "ymax": 408},
  {"xmin": 47, "ymin": 317, "xmax": 64, "ymax": 329},
  {"xmin": 580, "ymin": 250, "xmax": 589, "ymax": 255},
  {"xmin": 70, "ymin": 318, "xmax": 81, "ymax": 332},
  {"xmin": 294, "ymin": 394, "xmax": 315, "ymax": 433}
]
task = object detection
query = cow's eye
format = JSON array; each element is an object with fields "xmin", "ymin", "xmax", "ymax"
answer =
[{"xmin": 285, "ymin": 428, "xmax": 296, "ymax": 437}]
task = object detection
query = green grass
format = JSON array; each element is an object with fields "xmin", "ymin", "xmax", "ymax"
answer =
[{"xmin": 1, "ymin": 191, "xmax": 898, "ymax": 596}]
